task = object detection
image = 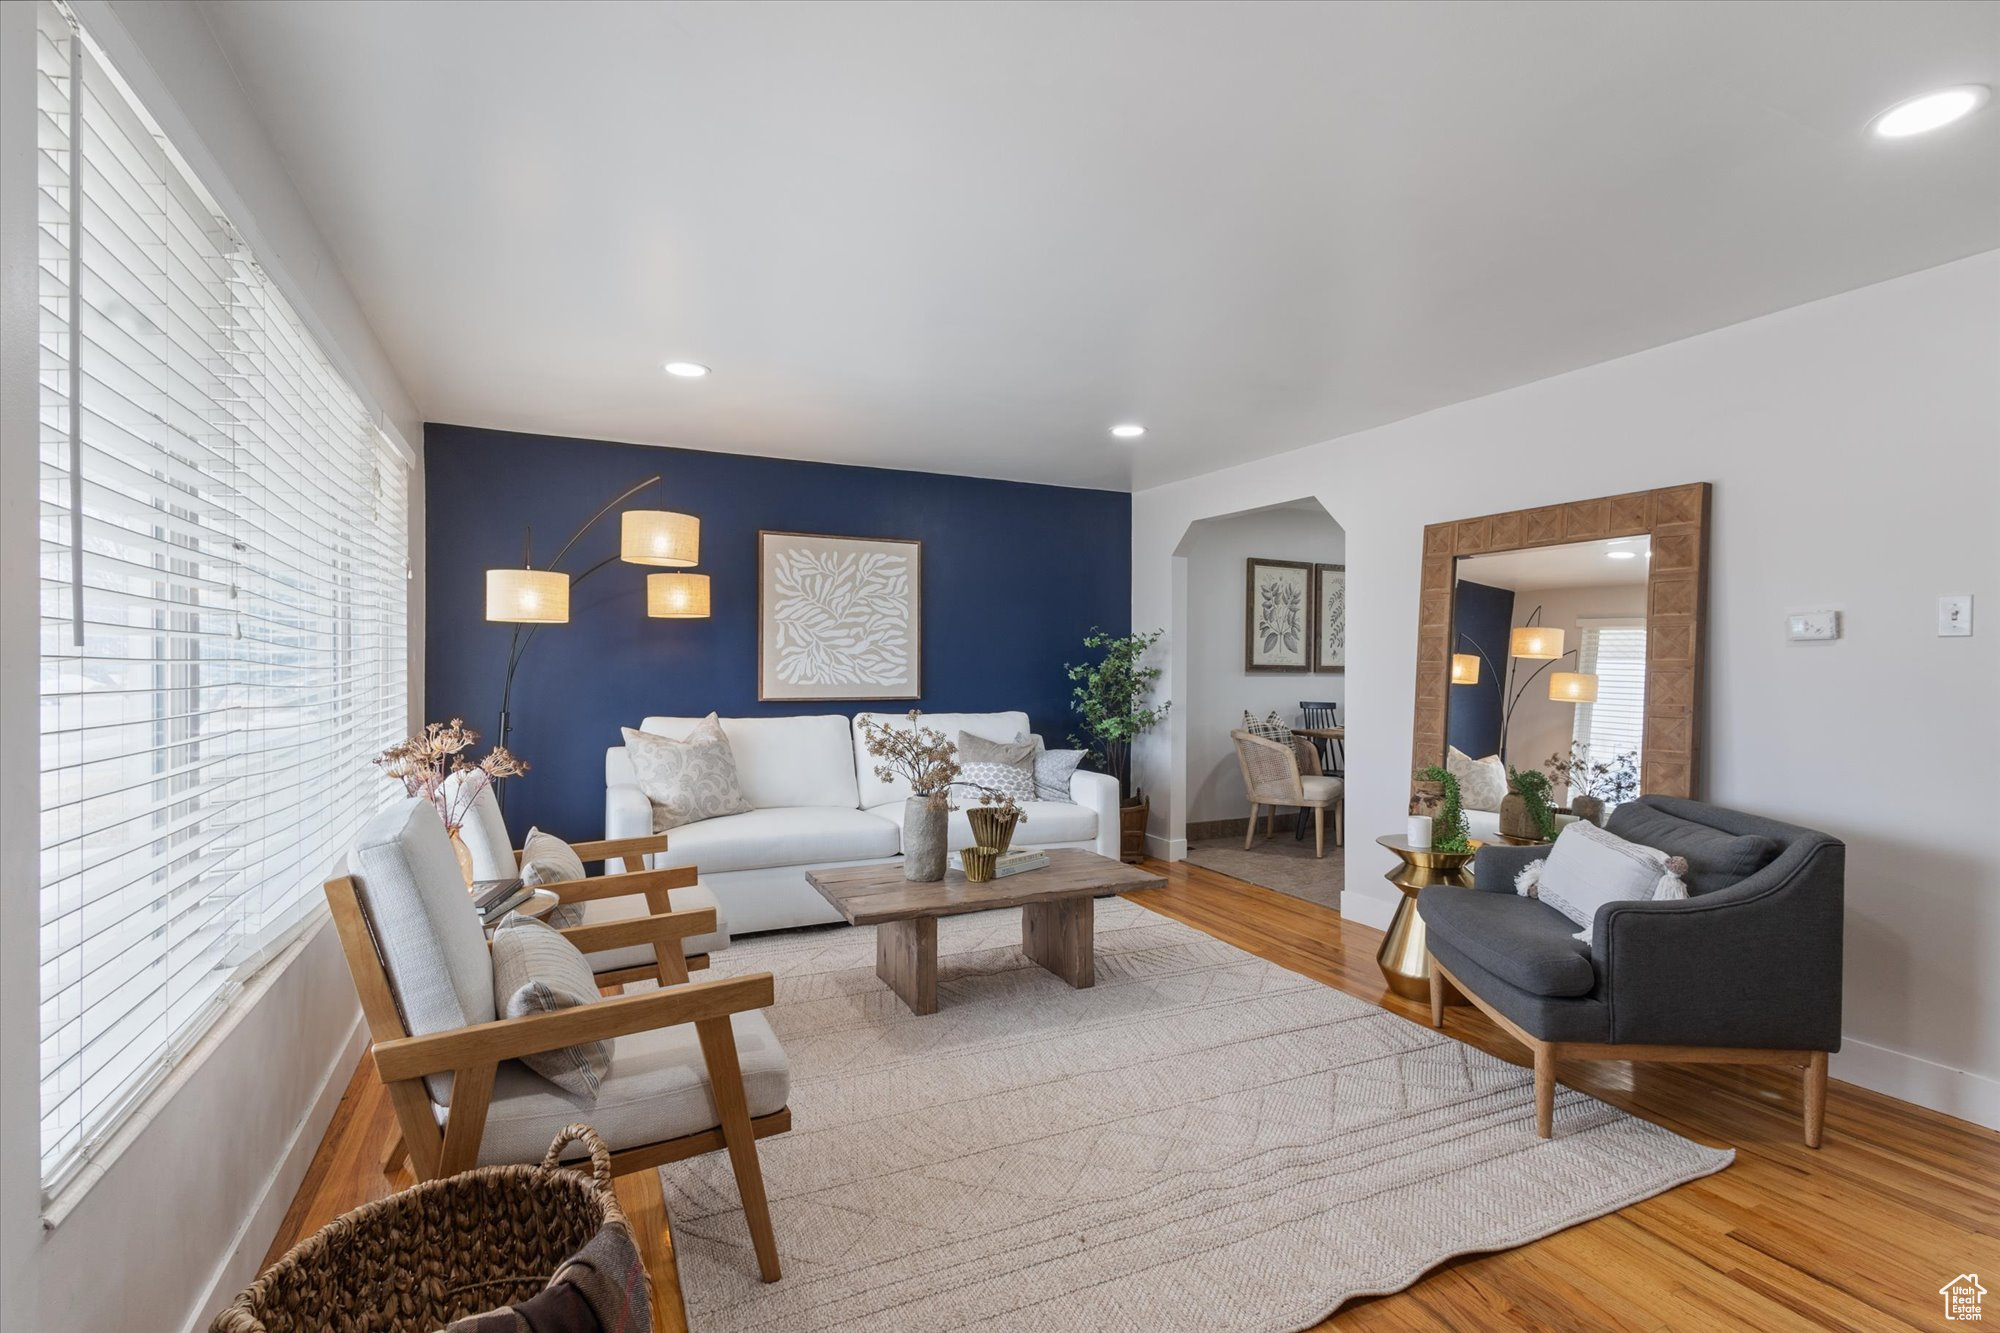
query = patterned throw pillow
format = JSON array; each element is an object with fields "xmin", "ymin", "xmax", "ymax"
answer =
[
  {"xmin": 622, "ymin": 715, "xmax": 754, "ymax": 832},
  {"xmin": 1242, "ymin": 710, "xmax": 1293, "ymax": 746},
  {"xmin": 1446, "ymin": 745, "xmax": 1507, "ymax": 812},
  {"xmin": 957, "ymin": 731, "xmax": 1038, "ymax": 804},
  {"xmin": 520, "ymin": 826, "xmax": 586, "ymax": 928},
  {"xmin": 1030, "ymin": 743, "xmax": 1085, "ymax": 805},
  {"xmin": 490, "ymin": 915, "xmax": 612, "ymax": 1098}
]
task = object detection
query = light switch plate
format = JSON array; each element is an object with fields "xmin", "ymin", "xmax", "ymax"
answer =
[
  {"xmin": 1787, "ymin": 609, "xmax": 1840, "ymax": 642},
  {"xmin": 1939, "ymin": 594, "xmax": 1973, "ymax": 637}
]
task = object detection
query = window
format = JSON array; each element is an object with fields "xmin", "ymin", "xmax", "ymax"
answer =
[
  {"xmin": 35, "ymin": 2, "xmax": 410, "ymax": 1194},
  {"xmin": 1572, "ymin": 620, "xmax": 1646, "ymax": 778}
]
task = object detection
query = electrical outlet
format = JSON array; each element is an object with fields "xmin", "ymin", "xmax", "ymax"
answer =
[
  {"xmin": 1787, "ymin": 610, "xmax": 1840, "ymax": 642},
  {"xmin": 1939, "ymin": 595, "xmax": 1973, "ymax": 637}
]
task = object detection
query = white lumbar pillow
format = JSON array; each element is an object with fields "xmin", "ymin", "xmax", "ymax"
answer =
[{"xmin": 1515, "ymin": 821, "xmax": 1688, "ymax": 941}]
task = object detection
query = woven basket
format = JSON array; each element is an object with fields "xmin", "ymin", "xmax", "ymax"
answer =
[{"xmin": 211, "ymin": 1125, "xmax": 640, "ymax": 1333}]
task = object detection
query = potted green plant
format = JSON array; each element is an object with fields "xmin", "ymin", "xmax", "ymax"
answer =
[
  {"xmin": 1413, "ymin": 765, "xmax": 1472, "ymax": 853},
  {"xmin": 1068, "ymin": 628, "xmax": 1171, "ymax": 863},
  {"xmin": 1500, "ymin": 766, "xmax": 1559, "ymax": 843}
]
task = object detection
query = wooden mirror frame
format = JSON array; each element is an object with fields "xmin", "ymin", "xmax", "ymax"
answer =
[{"xmin": 1410, "ymin": 482, "xmax": 1711, "ymax": 799}]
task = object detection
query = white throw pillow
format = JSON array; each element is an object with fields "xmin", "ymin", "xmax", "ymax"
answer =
[
  {"xmin": 490, "ymin": 915, "xmax": 611, "ymax": 1098},
  {"xmin": 622, "ymin": 714, "xmax": 754, "ymax": 832},
  {"xmin": 1518, "ymin": 822, "xmax": 1689, "ymax": 941},
  {"xmin": 520, "ymin": 826, "xmax": 586, "ymax": 928},
  {"xmin": 1447, "ymin": 745, "xmax": 1507, "ymax": 812},
  {"xmin": 1022, "ymin": 734, "xmax": 1085, "ymax": 805},
  {"xmin": 956, "ymin": 731, "xmax": 1038, "ymax": 804}
]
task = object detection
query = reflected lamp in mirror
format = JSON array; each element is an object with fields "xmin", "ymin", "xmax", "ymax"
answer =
[
  {"xmin": 647, "ymin": 572, "xmax": 711, "ymax": 618},
  {"xmin": 1450, "ymin": 653, "xmax": 1481, "ymax": 685},
  {"xmin": 486, "ymin": 568, "xmax": 571, "ymax": 623},
  {"xmin": 1510, "ymin": 626, "xmax": 1564, "ymax": 660},
  {"xmin": 621, "ymin": 510, "xmax": 700, "ymax": 567},
  {"xmin": 1549, "ymin": 671, "xmax": 1598, "ymax": 703}
]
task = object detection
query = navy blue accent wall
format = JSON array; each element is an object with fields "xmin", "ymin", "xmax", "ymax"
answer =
[
  {"xmin": 424, "ymin": 424, "xmax": 1131, "ymax": 840},
  {"xmin": 1447, "ymin": 579, "xmax": 1514, "ymax": 759}
]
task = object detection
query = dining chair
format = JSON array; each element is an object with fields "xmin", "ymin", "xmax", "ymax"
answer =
[
  {"xmin": 1231, "ymin": 729, "xmax": 1344, "ymax": 857},
  {"xmin": 1298, "ymin": 700, "xmax": 1343, "ymax": 776}
]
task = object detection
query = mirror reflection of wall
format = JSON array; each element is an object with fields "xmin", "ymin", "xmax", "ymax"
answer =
[{"xmin": 1448, "ymin": 536, "xmax": 1649, "ymax": 809}]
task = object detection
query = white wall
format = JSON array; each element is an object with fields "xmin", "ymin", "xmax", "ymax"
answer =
[
  {"xmin": 0, "ymin": 6, "xmax": 419, "ymax": 1332},
  {"xmin": 1132, "ymin": 251, "xmax": 2000, "ymax": 1129},
  {"xmin": 1497, "ymin": 582, "xmax": 1648, "ymax": 782},
  {"xmin": 1181, "ymin": 507, "xmax": 1346, "ymax": 825}
]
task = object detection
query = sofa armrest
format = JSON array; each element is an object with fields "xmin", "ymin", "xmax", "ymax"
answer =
[
  {"xmin": 1472, "ymin": 841, "xmax": 1548, "ymax": 893},
  {"xmin": 606, "ymin": 782, "xmax": 653, "ymax": 857},
  {"xmin": 1071, "ymin": 767, "xmax": 1123, "ymax": 860}
]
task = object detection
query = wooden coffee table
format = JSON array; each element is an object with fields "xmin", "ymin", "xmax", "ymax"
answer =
[{"xmin": 805, "ymin": 848, "xmax": 1166, "ymax": 1015}]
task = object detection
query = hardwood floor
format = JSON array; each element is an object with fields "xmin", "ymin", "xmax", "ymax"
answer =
[{"xmin": 267, "ymin": 858, "xmax": 1999, "ymax": 1330}]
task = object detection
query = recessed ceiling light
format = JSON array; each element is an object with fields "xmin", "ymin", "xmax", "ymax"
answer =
[
  {"xmin": 1606, "ymin": 550, "xmax": 1639, "ymax": 560},
  {"xmin": 1870, "ymin": 85, "xmax": 1989, "ymax": 139},
  {"xmin": 663, "ymin": 361, "xmax": 711, "ymax": 378},
  {"xmin": 1110, "ymin": 423, "xmax": 1146, "ymax": 439}
]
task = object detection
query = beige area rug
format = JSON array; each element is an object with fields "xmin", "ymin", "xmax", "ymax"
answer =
[
  {"xmin": 1185, "ymin": 834, "xmax": 1343, "ymax": 910},
  {"xmin": 664, "ymin": 899, "xmax": 1731, "ymax": 1332}
]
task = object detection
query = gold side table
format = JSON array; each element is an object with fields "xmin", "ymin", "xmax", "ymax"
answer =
[{"xmin": 1375, "ymin": 834, "xmax": 1477, "ymax": 1000}]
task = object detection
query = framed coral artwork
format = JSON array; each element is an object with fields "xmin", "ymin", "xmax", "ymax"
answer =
[
  {"xmin": 758, "ymin": 531, "xmax": 922, "ymax": 700},
  {"xmin": 1244, "ymin": 557, "xmax": 1312, "ymax": 673}
]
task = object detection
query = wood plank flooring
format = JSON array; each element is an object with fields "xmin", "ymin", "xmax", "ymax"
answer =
[{"xmin": 265, "ymin": 858, "xmax": 1998, "ymax": 1330}]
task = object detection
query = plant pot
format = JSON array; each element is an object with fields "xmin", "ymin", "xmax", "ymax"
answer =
[
  {"xmin": 1119, "ymin": 796, "xmax": 1150, "ymax": 864},
  {"xmin": 1410, "ymin": 779, "xmax": 1445, "ymax": 819},
  {"xmin": 1569, "ymin": 794, "xmax": 1606, "ymax": 828},
  {"xmin": 966, "ymin": 806, "xmax": 1019, "ymax": 855},
  {"xmin": 904, "ymin": 796, "xmax": 948, "ymax": 882},
  {"xmin": 1497, "ymin": 792, "xmax": 1542, "ymax": 842}
]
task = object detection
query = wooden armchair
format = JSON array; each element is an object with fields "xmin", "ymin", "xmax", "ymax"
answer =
[
  {"xmin": 332, "ymin": 799, "xmax": 789, "ymax": 1281},
  {"xmin": 1230, "ymin": 728, "xmax": 1345, "ymax": 857}
]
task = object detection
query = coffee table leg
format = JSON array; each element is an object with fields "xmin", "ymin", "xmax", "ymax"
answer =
[
  {"xmin": 876, "ymin": 917, "xmax": 938, "ymax": 1015},
  {"xmin": 1021, "ymin": 896, "xmax": 1094, "ymax": 988}
]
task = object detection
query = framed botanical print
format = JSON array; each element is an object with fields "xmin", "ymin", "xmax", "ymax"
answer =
[
  {"xmin": 1245, "ymin": 558, "xmax": 1312, "ymax": 673},
  {"xmin": 1312, "ymin": 563, "xmax": 1346, "ymax": 673},
  {"xmin": 759, "ymin": 531, "xmax": 922, "ymax": 701}
]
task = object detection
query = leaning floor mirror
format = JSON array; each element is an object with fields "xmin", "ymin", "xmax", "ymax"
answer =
[{"xmin": 1411, "ymin": 484, "xmax": 1711, "ymax": 838}]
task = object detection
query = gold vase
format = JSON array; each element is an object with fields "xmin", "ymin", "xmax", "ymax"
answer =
[
  {"xmin": 960, "ymin": 845, "xmax": 1001, "ymax": 883},
  {"xmin": 966, "ymin": 807, "xmax": 1020, "ymax": 855},
  {"xmin": 447, "ymin": 825, "xmax": 476, "ymax": 887}
]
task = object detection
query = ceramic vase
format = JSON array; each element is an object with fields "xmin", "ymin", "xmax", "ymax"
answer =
[
  {"xmin": 1497, "ymin": 792, "xmax": 1540, "ymax": 842},
  {"xmin": 904, "ymin": 796, "xmax": 948, "ymax": 882},
  {"xmin": 1569, "ymin": 794, "xmax": 1606, "ymax": 828}
]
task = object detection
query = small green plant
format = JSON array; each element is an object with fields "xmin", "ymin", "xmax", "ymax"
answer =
[
  {"xmin": 1417, "ymin": 765, "xmax": 1472, "ymax": 853},
  {"xmin": 1067, "ymin": 628, "xmax": 1171, "ymax": 802},
  {"xmin": 1508, "ymin": 766, "xmax": 1558, "ymax": 842}
]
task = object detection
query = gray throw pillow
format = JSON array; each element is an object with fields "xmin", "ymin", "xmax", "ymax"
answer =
[
  {"xmin": 1031, "ymin": 745, "xmax": 1084, "ymax": 804},
  {"xmin": 490, "ymin": 915, "xmax": 612, "ymax": 1098},
  {"xmin": 957, "ymin": 731, "xmax": 1038, "ymax": 803},
  {"xmin": 520, "ymin": 826, "xmax": 586, "ymax": 928},
  {"xmin": 622, "ymin": 714, "xmax": 754, "ymax": 832}
]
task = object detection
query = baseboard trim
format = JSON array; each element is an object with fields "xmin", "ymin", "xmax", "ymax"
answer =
[
  {"xmin": 179, "ymin": 1015, "xmax": 367, "ymax": 1333},
  {"xmin": 1340, "ymin": 886, "xmax": 1397, "ymax": 932},
  {"xmin": 1146, "ymin": 832, "xmax": 1187, "ymax": 861},
  {"xmin": 1187, "ymin": 813, "xmax": 1306, "ymax": 840},
  {"xmin": 1830, "ymin": 1037, "xmax": 1999, "ymax": 1131}
]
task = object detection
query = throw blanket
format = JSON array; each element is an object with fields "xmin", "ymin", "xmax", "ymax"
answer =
[{"xmin": 442, "ymin": 1222, "xmax": 651, "ymax": 1333}]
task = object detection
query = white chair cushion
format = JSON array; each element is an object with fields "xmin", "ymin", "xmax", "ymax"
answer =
[
  {"xmin": 635, "ymin": 714, "xmax": 858, "ymax": 810},
  {"xmin": 584, "ymin": 880, "xmax": 732, "ymax": 974},
  {"xmin": 852, "ymin": 711, "xmax": 1030, "ymax": 808},
  {"xmin": 1300, "ymin": 775, "xmax": 1343, "ymax": 803},
  {"xmin": 466, "ymin": 1009, "xmax": 790, "ymax": 1167},
  {"xmin": 866, "ymin": 799, "xmax": 1098, "ymax": 852},
  {"xmin": 449, "ymin": 777, "xmax": 517, "ymax": 882},
  {"xmin": 348, "ymin": 799, "xmax": 495, "ymax": 1104},
  {"xmin": 654, "ymin": 807, "xmax": 901, "ymax": 875}
]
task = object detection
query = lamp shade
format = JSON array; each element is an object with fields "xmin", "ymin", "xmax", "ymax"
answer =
[
  {"xmin": 1450, "ymin": 653, "xmax": 1481, "ymax": 685},
  {"xmin": 647, "ymin": 572, "xmax": 711, "ymax": 618},
  {"xmin": 1548, "ymin": 671, "xmax": 1598, "ymax": 703},
  {"xmin": 486, "ymin": 568, "xmax": 570, "ymax": 623},
  {"xmin": 1510, "ymin": 625, "xmax": 1564, "ymax": 660},
  {"xmin": 621, "ymin": 510, "xmax": 699, "ymax": 567}
]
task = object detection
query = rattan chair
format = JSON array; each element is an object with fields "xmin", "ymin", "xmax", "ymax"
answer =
[{"xmin": 1231, "ymin": 728, "xmax": 1344, "ymax": 857}]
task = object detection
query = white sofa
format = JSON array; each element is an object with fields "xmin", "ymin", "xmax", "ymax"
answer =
[{"xmin": 603, "ymin": 711, "xmax": 1122, "ymax": 935}]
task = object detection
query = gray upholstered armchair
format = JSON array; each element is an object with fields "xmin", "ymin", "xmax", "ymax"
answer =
[{"xmin": 1418, "ymin": 795, "xmax": 1844, "ymax": 1146}]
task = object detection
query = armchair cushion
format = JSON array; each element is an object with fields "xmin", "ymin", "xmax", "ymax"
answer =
[
  {"xmin": 467, "ymin": 1010, "xmax": 790, "ymax": 1167},
  {"xmin": 491, "ymin": 916, "xmax": 613, "ymax": 1098},
  {"xmin": 1608, "ymin": 802, "xmax": 1781, "ymax": 895},
  {"xmin": 1417, "ymin": 887, "xmax": 1597, "ymax": 998}
]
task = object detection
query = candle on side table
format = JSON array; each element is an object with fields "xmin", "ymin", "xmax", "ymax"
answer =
[{"xmin": 1407, "ymin": 815, "xmax": 1434, "ymax": 850}]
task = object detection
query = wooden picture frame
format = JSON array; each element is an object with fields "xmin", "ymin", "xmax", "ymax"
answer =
[
  {"xmin": 758, "ymin": 531, "xmax": 923, "ymax": 701},
  {"xmin": 1409, "ymin": 482, "xmax": 1711, "ymax": 798},
  {"xmin": 1245, "ymin": 557, "xmax": 1313, "ymax": 673},
  {"xmin": 1312, "ymin": 563, "xmax": 1346, "ymax": 674}
]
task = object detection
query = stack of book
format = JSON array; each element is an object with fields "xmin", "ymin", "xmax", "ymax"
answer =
[
  {"xmin": 948, "ymin": 848, "xmax": 1049, "ymax": 879},
  {"xmin": 472, "ymin": 877, "xmax": 531, "ymax": 923}
]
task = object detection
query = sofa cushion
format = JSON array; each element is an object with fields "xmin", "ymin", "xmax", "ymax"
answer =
[
  {"xmin": 1416, "ymin": 886, "xmax": 1597, "ymax": 998},
  {"xmin": 866, "ymin": 799, "xmax": 1098, "ymax": 852},
  {"xmin": 655, "ymin": 806, "xmax": 901, "ymax": 875},
  {"xmin": 1608, "ymin": 802, "xmax": 1781, "ymax": 895},
  {"xmin": 853, "ymin": 711, "xmax": 1030, "ymax": 807},
  {"xmin": 467, "ymin": 1010, "xmax": 790, "ymax": 1167},
  {"xmin": 578, "ymin": 880, "xmax": 731, "ymax": 973},
  {"xmin": 634, "ymin": 714, "xmax": 858, "ymax": 810}
]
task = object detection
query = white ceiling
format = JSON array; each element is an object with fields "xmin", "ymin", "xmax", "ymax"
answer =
[
  {"xmin": 197, "ymin": 1, "xmax": 2000, "ymax": 491},
  {"xmin": 1458, "ymin": 537, "xmax": 1652, "ymax": 591}
]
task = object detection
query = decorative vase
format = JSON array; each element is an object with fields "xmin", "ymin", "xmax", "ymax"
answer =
[
  {"xmin": 1497, "ymin": 792, "xmax": 1540, "ymax": 842},
  {"xmin": 1569, "ymin": 794, "xmax": 1606, "ymax": 828},
  {"xmin": 1410, "ymin": 778, "xmax": 1445, "ymax": 819},
  {"xmin": 904, "ymin": 796, "xmax": 948, "ymax": 882},
  {"xmin": 1118, "ymin": 796, "xmax": 1150, "ymax": 864},
  {"xmin": 446, "ymin": 825, "xmax": 476, "ymax": 887},
  {"xmin": 966, "ymin": 807, "xmax": 1019, "ymax": 855},
  {"xmin": 960, "ymin": 845, "xmax": 1001, "ymax": 883}
]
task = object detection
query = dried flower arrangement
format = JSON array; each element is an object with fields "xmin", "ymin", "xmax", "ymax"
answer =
[
  {"xmin": 1543, "ymin": 743, "xmax": 1640, "ymax": 805},
  {"xmin": 858, "ymin": 711, "xmax": 1025, "ymax": 817},
  {"xmin": 375, "ymin": 719, "xmax": 528, "ymax": 835}
]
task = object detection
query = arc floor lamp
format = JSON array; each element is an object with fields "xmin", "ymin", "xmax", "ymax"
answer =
[{"xmin": 1450, "ymin": 605, "xmax": 1596, "ymax": 769}]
